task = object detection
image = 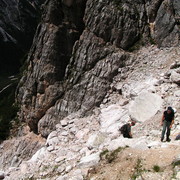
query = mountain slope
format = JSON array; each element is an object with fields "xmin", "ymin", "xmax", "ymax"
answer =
[{"xmin": 17, "ymin": 0, "xmax": 180, "ymax": 137}]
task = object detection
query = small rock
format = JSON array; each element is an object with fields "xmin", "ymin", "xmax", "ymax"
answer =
[
  {"xmin": 61, "ymin": 120, "xmax": 68, "ymax": 127},
  {"xmin": 61, "ymin": 131, "xmax": 68, "ymax": 136},
  {"xmin": 0, "ymin": 171, "xmax": 5, "ymax": 179},
  {"xmin": 69, "ymin": 120, "xmax": 74, "ymax": 124},
  {"xmin": 147, "ymin": 141, "xmax": 161, "ymax": 148},
  {"xmin": 56, "ymin": 175, "xmax": 68, "ymax": 180},
  {"xmin": 56, "ymin": 124, "xmax": 62, "ymax": 130},
  {"xmin": 119, "ymin": 99, "xmax": 129, "ymax": 106},
  {"xmin": 57, "ymin": 166, "xmax": 65, "ymax": 173},
  {"xmin": 103, "ymin": 98, "xmax": 108, "ymax": 104},
  {"xmin": 55, "ymin": 156, "xmax": 66, "ymax": 163},
  {"xmin": 11, "ymin": 155, "xmax": 19, "ymax": 167},
  {"xmin": 170, "ymin": 61, "xmax": 180, "ymax": 69},
  {"xmin": 164, "ymin": 71, "xmax": 171, "ymax": 78},
  {"xmin": 65, "ymin": 165, "xmax": 72, "ymax": 172},
  {"xmin": 47, "ymin": 146, "xmax": 54, "ymax": 152},
  {"xmin": 174, "ymin": 90, "xmax": 180, "ymax": 97}
]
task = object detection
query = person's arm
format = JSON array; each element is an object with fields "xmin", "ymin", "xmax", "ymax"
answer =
[
  {"xmin": 161, "ymin": 114, "xmax": 165, "ymax": 126},
  {"xmin": 170, "ymin": 116, "xmax": 174, "ymax": 128},
  {"xmin": 128, "ymin": 125, "xmax": 132, "ymax": 138},
  {"xmin": 129, "ymin": 132, "xmax": 132, "ymax": 138}
]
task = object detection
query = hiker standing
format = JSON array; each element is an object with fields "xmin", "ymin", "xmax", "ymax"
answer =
[
  {"xmin": 161, "ymin": 106, "xmax": 174, "ymax": 142},
  {"xmin": 120, "ymin": 121, "xmax": 136, "ymax": 138}
]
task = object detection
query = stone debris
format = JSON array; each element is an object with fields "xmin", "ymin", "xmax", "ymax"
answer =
[{"xmin": 1, "ymin": 45, "xmax": 180, "ymax": 180}]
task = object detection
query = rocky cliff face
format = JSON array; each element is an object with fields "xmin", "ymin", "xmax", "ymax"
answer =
[
  {"xmin": 0, "ymin": 0, "xmax": 44, "ymax": 75},
  {"xmin": 0, "ymin": 0, "xmax": 180, "ymax": 179},
  {"xmin": 17, "ymin": 0, "xmax": 180, "ymax": 137}
]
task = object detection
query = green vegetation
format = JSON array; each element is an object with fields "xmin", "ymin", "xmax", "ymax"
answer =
[
  {"xmin": 153, "ymin": 165, "xmax": 161, "ymax": 172},
  {"xmin": 0, "ymin": 75, "xmax": 19, "ymax": 140},
  {"xmin": 100, "ymin": 149, "xmax": 109, "ymax": 160},
  {"xmin": 149, "ymin": 36, "xmax": 156, "ymax": 45},
  {"xmin": 0, "ymin": 52, "xmax": 28, "ymax": 141},
  {"xmin": 131, "ymin": 158, "xmax": 146, "ymax": 180},
  {"xmin": 100, "ymin": 147, "xmax": 125, "ymax": 163}
]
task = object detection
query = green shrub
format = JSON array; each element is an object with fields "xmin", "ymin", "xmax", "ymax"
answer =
[
  {"xmin": 131, "ymin": 158, "xmax": 146, "ymax": 180},
  {"xmin": 100, "ymin": 147, "xmax": 125, "ymax": 163},
  {"xmin": 0, "ymin": 76, "xmax": 19, "ymax": 140},
  {"xmin": 153, "ymin": 165, "xmax": 161, "ymax": 172}
]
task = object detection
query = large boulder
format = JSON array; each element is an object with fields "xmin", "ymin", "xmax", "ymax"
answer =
[
  {"xmin": 78, "ymin": 152, "xmax": 100, "ymax": 168},
  {"xmin": 87, "ymin": 132, "xmax": 107, "ymax": 149},
  {"xmin": 129, "ymin": 92, "xmax": 163, "ymax": 122},
  {"xmin": 100, "ymin": 104, "xmax": 129, "ymax": 135}
]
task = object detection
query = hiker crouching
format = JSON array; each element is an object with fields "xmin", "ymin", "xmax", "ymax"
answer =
[{"xmin": 120, "ymin": 121, "xmax": 136, "ymax": 138}]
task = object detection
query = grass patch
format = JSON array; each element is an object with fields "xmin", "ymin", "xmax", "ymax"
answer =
[
  {"xmin": 131, "ymin": 158, "xmax": 146, "ymax": 180},
  {"xmin": 153, "ymin": 165, "xmax": 161, "ymax": 172},
  {"xmin": 172, "ymin": 160, "xmax": 180, "ymax": 167},
  {"xmin": 100, "ymin": 147, "xmax": 125, "ymax": 163},
  {"xmin": 100, "ymin": 149, "xmax": 109, "ymax": 160}
]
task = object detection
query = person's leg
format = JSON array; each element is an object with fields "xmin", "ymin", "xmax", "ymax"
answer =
[
  {"xmin": 166, "ymin": 121, "xmax": 171, "ymax": 141},
  {"xmin": 161, "ymin": 121, "xmax": 167, "ymax": 141},
  {"xmin": 123, "ymin": 133, "xmax": 131, "ymax": 138}
]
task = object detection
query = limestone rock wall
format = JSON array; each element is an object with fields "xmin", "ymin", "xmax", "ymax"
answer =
[{"xmin": 17, "ymin": 0, "xmax": 180, "ymax": 137}]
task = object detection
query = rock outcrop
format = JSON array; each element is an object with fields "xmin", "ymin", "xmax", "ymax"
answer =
[{"xmin": 16, "ymin": 0, "xmax": 180, "ymax": 137}]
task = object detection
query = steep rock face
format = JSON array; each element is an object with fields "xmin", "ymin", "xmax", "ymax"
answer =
[
  {"xmin": 17, "ymin": 0, "xmax": 87, "ymax": 135},
  {"xmin": 17, "ymin": 0, "xmax": 180, "ymax": 137},
  {"xmin": 0, "ymin": 0, "xmax": 44, "ymax": 75},
  {"xmin": 84, "ymin": 0, "xmax": 148, "ymax": 50},
  {"xmin": 153, "ymin": 0, "xmax": 180, "ymax": 47}
]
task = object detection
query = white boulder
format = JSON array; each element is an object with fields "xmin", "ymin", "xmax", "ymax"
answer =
[
  {"xmin": 100, "ymin": 104, "xmax": 129, "ymax": 134},
  {"xmin": 79, "ymin": 152, "xmax": 100, "ymax": 168},
  {"xmin": 87, "ymin": 132, "xmax": 107, "ymax": 148},
  {"xmin": 129, "ymin": 91, "xmax": 163, "ymax": 122},
  {"xmin": 29, "ymin": 147, "xmax": 47, "ymax": 162}
]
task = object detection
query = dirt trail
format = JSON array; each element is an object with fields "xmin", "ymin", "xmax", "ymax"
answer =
[{"xmin": 88, "ymin": 145, "xmax": 180, "ymax": 180}]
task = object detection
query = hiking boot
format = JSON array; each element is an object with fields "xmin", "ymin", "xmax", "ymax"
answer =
[
  {"xmin": 161, "ymin": 137, "xmax": 164, "ymax": 142},
  {"xmin": 166, "ymin": 138, "xmax": 171, "ymax": 142}
]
